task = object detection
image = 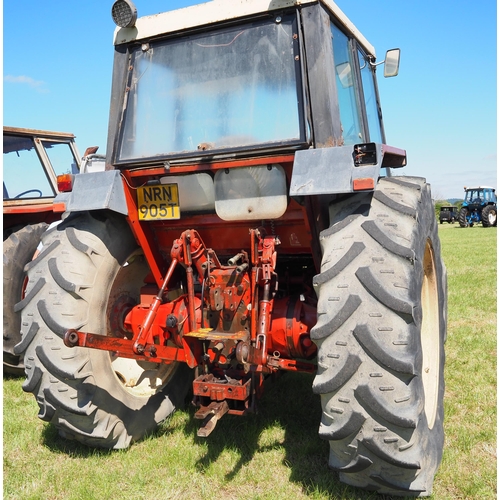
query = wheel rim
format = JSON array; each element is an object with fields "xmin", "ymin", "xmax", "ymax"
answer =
[
  {"xmin": 488, "ymin": 210, "xmax": 496, "ymax": 225},
  {"xmin": 420, "ymin": 239, "xmax": 440, "ymax": 429},
  {"xmin": 106, "ymin": 252, "xmax": 177, "ymax": 398},
  {"xmin": 111, "ymin": 356, "xmax": 175, "ymax": 397}
]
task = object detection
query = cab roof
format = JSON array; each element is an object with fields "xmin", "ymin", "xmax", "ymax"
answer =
[
  {"xmin": 3, "ymin": 126, "xmax": 75, "ymax": 140},
  {"xmin": 113, "ymin": 0, "xmax": 376, "ymax": 57},
  {"xmin": 465, "ymin": 186, "xmax": 496, "ymax": 191}
]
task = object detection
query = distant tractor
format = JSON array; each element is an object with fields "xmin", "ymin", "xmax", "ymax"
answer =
[
  {"xmin": 458, "ymin": 186, "xmax": 497, "ymax": 227},
  {"xmin": 439, "ymin": 206, "xmax": 457, "ymax": 224}
]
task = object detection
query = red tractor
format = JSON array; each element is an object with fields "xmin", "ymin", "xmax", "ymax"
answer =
[
  {"xmin": 18, "ymin": 1, "xmax": 446, "ymax": 496},
  {"xmin": 3, "ymin": 127, "xmax": 81, "ymax": 374}
]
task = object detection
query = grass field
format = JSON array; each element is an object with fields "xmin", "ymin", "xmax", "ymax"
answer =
[{"xmin": 3, "ymin": 223, "xmax": 497, "ymax": 499}]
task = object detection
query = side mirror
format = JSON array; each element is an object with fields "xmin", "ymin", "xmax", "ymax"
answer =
[{"xmin": 384, "ymin": 48, "xmax": 400, "ymax": 78}]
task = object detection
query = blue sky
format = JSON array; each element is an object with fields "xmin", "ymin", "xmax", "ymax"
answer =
[{"xmin": 3, "ymin": 0, "xmax": 496, "ymax": 199}]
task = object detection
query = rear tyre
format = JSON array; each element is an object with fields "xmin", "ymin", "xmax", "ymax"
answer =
[
  {"xmin": 481, "ymin": 205, "xmax": 497, "ymax": 227},
  {"xmin": 458, "ymin": 207, "xmax": 469, "ymax": 227},
  {"xmin": 312, "ymin": 177, "xmax": 446, "ymax": 496},
  {"xmin": 19, "ymin": 212, "xmax": 192, "ymax": 449},
  {"xmin": 3, "ymin": 223, "xmax": 48, "ymax": 375}
]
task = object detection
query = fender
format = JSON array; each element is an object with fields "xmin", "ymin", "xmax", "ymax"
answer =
[
  {"xmin": 289, "ymin": 143, "xmax": 406, "ymax": 196},
  {"xmin": 54, "ymin": 170, "xmax": 128, "ymax": 215}
]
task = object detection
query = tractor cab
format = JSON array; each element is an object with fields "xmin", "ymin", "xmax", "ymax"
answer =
[{"xmin": 106, "ymin": 1, "xmax": 405, "ymax": 182}]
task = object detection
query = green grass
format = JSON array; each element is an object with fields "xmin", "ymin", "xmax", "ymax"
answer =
[
  {"xmin": 4, "ymin": 223, "xmax": 496, "ymax": 499},
  {"xmin": 435, "ymin": 223, "xmax": 497, "ymax": 498}
]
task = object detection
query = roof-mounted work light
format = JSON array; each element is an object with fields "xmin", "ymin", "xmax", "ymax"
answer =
[{"xmin": 111, "ymin": 0, "xmax": 137, "ymax": 28}]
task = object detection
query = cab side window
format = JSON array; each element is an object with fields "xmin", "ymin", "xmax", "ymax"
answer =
[
  {"xmin": 331, "ymin": 23, "xmax": 364, "ymax": 145},
  {"xmin": 358, "ymin": 49, "xmax": 383, "ymax": 143}
]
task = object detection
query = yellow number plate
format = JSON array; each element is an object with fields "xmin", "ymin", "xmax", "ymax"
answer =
[{"xmin": 137, "ymin": 184, "xmax": 180, "ymax": 221}]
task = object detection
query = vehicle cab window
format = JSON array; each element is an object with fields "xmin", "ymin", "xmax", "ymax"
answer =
[
  {"xmin": 330, "ymin": 23, "xmax": 385, "ymax": 146},
  {"xmin": 42, "ymin": 141, "xmax": 79, "ymax": 176},
  {"xmin": 358, "ymin": 49, "xmax": 383, "ymax": 143},
  {"xmin": 331, "ymin": 23, "xmax": 364, "ymax": 145},
  {"xmin": 3, "ymin": 135, "xmax": 55, "ymax": 199}
]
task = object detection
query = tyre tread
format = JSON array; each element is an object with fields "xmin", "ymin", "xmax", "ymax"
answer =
[{"xmin": 312, "ymin": 177, "xmax": 446, "ymax": 495}]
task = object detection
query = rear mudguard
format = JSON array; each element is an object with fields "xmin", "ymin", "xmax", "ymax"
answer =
[
  {"xmin": 54, "ymin": 170, "xmax": 128, "ymax": 216},
  {"xmin": 290, "ymin": 143, "xmax": 406, "ymax": 196}
]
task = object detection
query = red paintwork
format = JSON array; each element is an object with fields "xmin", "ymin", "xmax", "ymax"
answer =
[
  {"xmin": 267, "ymin": 297, "xmax": 317, "ymax": 359},
  {"xmin": 4, "ymin": 205, "xmax": 60, "ymax": 233},
  {"xmin": 120, "ymin": 158, "xmax": 314, "ymax": 289},
  {"xmin": 63, "ymin": 155, "xmax": 319, "ymax": 428}
]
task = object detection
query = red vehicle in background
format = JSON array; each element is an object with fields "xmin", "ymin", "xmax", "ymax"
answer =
[{"xmin": 3, "ymin": 126, "xmax": 104, "ymax": 373}]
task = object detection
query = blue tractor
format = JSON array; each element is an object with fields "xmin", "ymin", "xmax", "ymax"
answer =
[{"xmin": 458, "ymin": 186, "xmax": 497, "ymax": 227}]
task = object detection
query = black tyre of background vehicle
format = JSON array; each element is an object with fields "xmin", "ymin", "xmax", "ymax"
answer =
[
  {"xmin": 18, "ymin": 211, "xmax": 192, "ymax": 449},
  {"xmin": 3, "ymin": 222, "xmax": 48, "ymax": 375},
  {"xmin": 311, "ymin": 177, "xmax": 446, "ymax": 496},
  {"xmin": 458, "ymin": 207, "xmax": 470, "ymax": 227},
  {"xmin": 481, "ymin": 205, "xmax": 497, "ymax": 227}
]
